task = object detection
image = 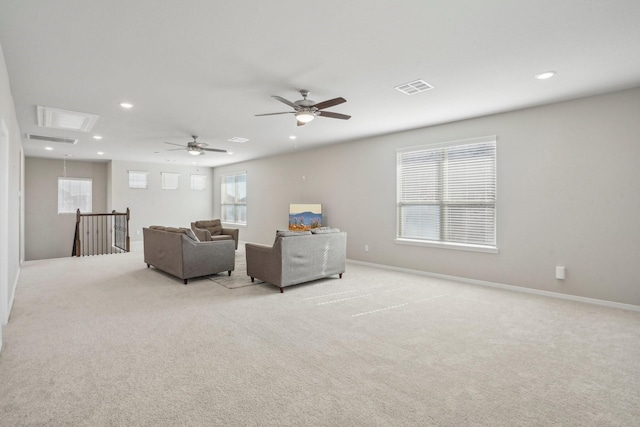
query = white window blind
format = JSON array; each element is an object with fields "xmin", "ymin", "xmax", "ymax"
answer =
[
  {"xmin": 58, "ymin": 177, "xmax": 92, "ymax": 214},
  {"xmin": 128, "ymin": 171, "xmax": 148, "ymax": 189},
  {"xmin": 221, "ymin": 172, "xmax": 246, "ymax": 225},
  {"xmin": 161, "ymin": 172, "xmax": 180, "ymax": 190},
  {"xmin": 190, "ymin": 174, "xmax": 207, "ymax": 191},
  {"xmin": 397, "ymin": 136, "xmax": 496, "ymax": 249}
]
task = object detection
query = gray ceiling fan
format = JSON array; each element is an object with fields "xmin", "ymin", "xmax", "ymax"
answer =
[
  {"xmin": 164, "ymin": 136, "xmax": 227, "ymax": 156},
  {"xmin": 256, "ymin": 89, "xmax": 351, "ymax": 126}
]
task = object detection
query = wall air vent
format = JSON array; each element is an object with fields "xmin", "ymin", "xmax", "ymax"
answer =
[
  {"xmin": 395, "ymin": 79, "xmax": 434, "ymax": 95},
  {"xmin": 26, "ymin": 133, "xmax": 78, "ymax": 144},
  {"xmin": 37, "ymin": 106, "xmax": 99, "ymax": 132}
]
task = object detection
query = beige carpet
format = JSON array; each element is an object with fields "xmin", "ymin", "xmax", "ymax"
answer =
[
  {"xmin": 1, "ymin": 242, "xmax": 640, "ymax": 426},
  {"xmin": 208, "ymin": 244, "xmax": 257, "ymax": 289}
]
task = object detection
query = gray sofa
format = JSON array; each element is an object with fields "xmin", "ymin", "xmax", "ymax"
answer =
[
  {"xmin": 191, "ymin": 219, "xmax": 239, "ymax": 249},
  {"xmin": 143, "ymin": 226, "xmax": 235, "ymax": 284},
  {"xmin": 245, "ymin": 229, "xmax": 346, "ymax": 293}
]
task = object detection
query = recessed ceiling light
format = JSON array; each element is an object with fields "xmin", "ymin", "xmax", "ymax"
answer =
[
  {"xmin": 97, "ymin": 151, "xmax": 104, "ymax": 155},
  {"xmin": 120, "ymin": 102, "xmax": 133, "ymax": 109},
  {"xmin": 535, "ymin": 71, "xmax": 556, "ymax": 80},
  {"xmin": 289, "ymin": 136, "xmax": 297, "ymax": 140},
  {"xmin": 227, "ymin": 152, "xmax": 234, "ymax": 155},
  {"xmin": 44, "ymin": 146, "xmax": 53, "ymax": 151},
  {"xmin": 93, "ymin": 135, "xmax": 103, "ymax": 140}
]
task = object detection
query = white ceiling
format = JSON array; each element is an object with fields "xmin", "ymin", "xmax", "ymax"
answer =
[{"xmin": 1, "ymin": 0, "xmax": 639, "ymax": 167}]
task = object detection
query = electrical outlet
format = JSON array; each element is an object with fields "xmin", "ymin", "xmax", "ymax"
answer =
[
  {"xmin": 556, "ymin": 266, "xmax": 566, "ymax": 280},
  {"xmin": 136, "ymin": 230, "xmax": 141, "ymax": 235},
  {"xmin": 365, "ymin": 245, "xmax": 369, "ymax": 252}
]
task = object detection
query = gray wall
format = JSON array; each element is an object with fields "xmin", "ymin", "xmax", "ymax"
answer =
[
  {"xmin": 213, "ymin": 87, "xmax": 640, "ymax": 306},
  {"xmin": 24, "ymin": 158, "xmax": 108, "ymax": 261},
  {"xmin": 23, "ymin": 159, "xmax": 215, "ymax": 259},
  {"xmin": 109, "ymin": 160, "xmax": 214, "ymax": 241}
]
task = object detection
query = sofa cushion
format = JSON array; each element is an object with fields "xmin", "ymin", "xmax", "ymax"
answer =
[
  {"xmin": 194, "ymin": 219, "xmax": 222, "ymax": 236},
  {"xmin": 311, "ymin": 227, "xmax": 341, "ymax": 234},
  {"xmin": 149, "ymin": 225, "xmax": 199, "ymax": 241},
  {"xmin": 181, "ymin": 228, "xmax": 200, "ymax": 242},
  {"xmin": 276, "ymin": 230, "xmax": 312, "ymax": 238},
  {"xmin": 149, "ymin": 225, "xmax": 181, "ymax": 233}
]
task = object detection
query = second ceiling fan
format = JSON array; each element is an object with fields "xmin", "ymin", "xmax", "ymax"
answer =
[
  {"xmin": 164, "ymin": 136, "xmax": 227, "ymax": 156},
  {"xmin": 256, "ymin": 90, "xmax": 351, "ymax": 126}
]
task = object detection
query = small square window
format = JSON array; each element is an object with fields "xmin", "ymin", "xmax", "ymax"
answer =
[
  {"xmin": 162, "ymin": 172, "xmax": 180, "ymax": 190},
  {"xmin": 128, "ymin": 171, "xmax": 148, "ymax": 189},
  {"xmin": 191, "ymin": 174, "xmax": 207, "ymax": 191}
]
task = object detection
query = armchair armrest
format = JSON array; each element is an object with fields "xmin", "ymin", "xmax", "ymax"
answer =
[
  {"xmin": 191, "ymin": 224, "xmax": 211, "ymax": 242},
  {"xmin": 222, "ymin": 227, "xmax": 239, "ymax": 249}
]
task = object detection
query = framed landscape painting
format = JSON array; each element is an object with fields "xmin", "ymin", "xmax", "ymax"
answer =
[{"xmin": 289, "ymin": 204, "xmax": 322, "ymax": 231}]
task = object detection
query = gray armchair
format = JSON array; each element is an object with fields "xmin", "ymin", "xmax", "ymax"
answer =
[{"xmin": 191, "ymin": 219, "xmax": 239, "ymax": 249}]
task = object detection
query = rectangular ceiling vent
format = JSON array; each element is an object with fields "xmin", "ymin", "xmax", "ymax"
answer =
[
  {"xmin": 37, "ymin": 106, "xmax": 99, "ymax": 132},
  {"xmin": 395, "ymin": 79, "xmax": 434, "ymax": 95},
  {"xmin": 228, "ymin": 137, "xmax": 249, "ymax": 143},
  {"xmin": 26, "ymin": 133, "xmax": 78, "ymax": 144}
]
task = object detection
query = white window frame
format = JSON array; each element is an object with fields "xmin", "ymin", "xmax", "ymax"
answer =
[
  {"xmin": 58, "ymin": 177, "xmax": 92, "ymax": 214},
  {"xmin": 161, "ymin": 172, "xmax": 180, "ymax": 190},
  {"xmin": 396, "ymin": 135, "xmax": 497, "ymax": 253},
  {"xmin": 190, "ymin": 174, "xmax": 207, "ymax": 191},
  {"xmin": 221, "ymin": 172, "xmax": 246, "ymax": 226},
  {"xmin": 128, "ymin": 171, "xmax": 148, "ymax": 189}
]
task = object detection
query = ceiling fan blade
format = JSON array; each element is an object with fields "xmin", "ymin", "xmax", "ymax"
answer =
[
  {"xmin": 272, "ymin": 95, "xmax": 299, "ymax": 109},
  {"xmin": 164, "ymin": 141, "xmax": 186, "ymax": 147},
  {"xmin": 166, "ymin": 148, "xmax": 185, "ymax": 151},
  {"xmin": 202, "ymin": 148, "xmax": 227, "ymax": 153},
  {"xmin": 317, "ymin": 111, "xmax": 351, "ymax": 120},
  {"xmin": 312, "ymin": 97, "xmax": 346, "ymax": 110},
  {"xmin": 255, "ymin": 111, "xmax": 295, "ymax": 116}
]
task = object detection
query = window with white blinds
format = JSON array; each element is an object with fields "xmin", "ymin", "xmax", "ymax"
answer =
[
  {"xmin": 128, "ymin": 171, "xmax": 148, "ymax": 189},
  {"xmin": 221, "ymin": 172, "xmax": 247, "ymax": 225},
  {"xmin": 58, "ymin": 177, "xmax": 92, "ymax": 214},
  {"xmin": 161, "ymin": 172, "xmax": 180, "ymax": 190},
  {"xmin": 396, "ymin": 136, "xmax": 497, "ymax": 251},
  {"xmin": 190, "ymin": 174, "xmax": 207, "ymax": 191}
]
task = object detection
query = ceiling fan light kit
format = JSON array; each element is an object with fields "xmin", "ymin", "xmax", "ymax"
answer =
[
  {"xmin": 295, "ymin": 110, "xmax": 315, "ymax": 123},
  {"xmin": 256, "ymin": 89, "xmax": 351, "ymax": 126}
]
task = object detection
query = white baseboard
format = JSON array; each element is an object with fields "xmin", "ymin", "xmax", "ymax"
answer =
[{"xmin": 347, "ymin": 259, "xmax": 640, "ymax": 313}]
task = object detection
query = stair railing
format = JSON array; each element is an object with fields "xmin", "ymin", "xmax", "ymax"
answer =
[{"xmin": 73, "ymin": 208, "xmax": 130, "ymax": 256}]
